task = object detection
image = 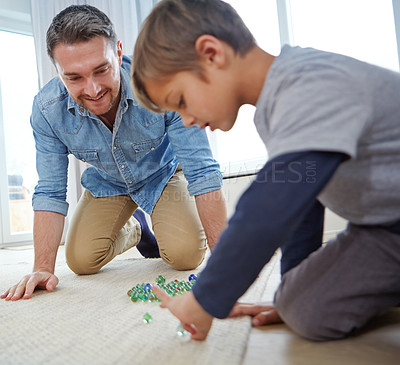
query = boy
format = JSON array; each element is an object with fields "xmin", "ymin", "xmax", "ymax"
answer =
[{"xmin": 131, "ymin": 0, "xmax": 400, "ymax": 341}]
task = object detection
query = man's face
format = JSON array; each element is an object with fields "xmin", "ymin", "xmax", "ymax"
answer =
[
  {"xmin": 53, "ymin": 37, "xmax": 123, "ymax": 118},
  {"xmin": 144, "ymin": 69, "xmax": 241, "ymax": 132}
]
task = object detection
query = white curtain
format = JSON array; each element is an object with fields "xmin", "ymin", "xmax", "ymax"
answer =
[{"xmin": 30, "ymin": 0, "xmax": 158, "ymax": 241}]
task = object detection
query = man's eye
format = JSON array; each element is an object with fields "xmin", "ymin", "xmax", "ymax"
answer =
[
  {"xmin": 98, "ymin": 67, "xmax": 109, "ymax": 74},
  {"xmin": 178, "ymin": 96, "xmax": 185, "ymax": 108}
]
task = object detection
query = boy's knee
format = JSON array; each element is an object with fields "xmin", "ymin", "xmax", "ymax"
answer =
[{"xmin": 275, "ymin": 287, "xmax": 356, "ymax": 341}]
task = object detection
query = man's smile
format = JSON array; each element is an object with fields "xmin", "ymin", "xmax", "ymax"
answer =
[{"xmin": 84, "ymin": 90, "xmax": 108, "ymax": 102}]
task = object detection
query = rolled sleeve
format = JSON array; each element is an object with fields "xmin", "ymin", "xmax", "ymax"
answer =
[
  {"xmin": 32, "ymin": 195, "xmax": 69, "ymax": 216},
  {"xmin": 187, "ymin": 170, "xmax": 222, "ymax": 196},
  {"xmin": 165, "ymin": 111, "xmax": 223, "ymax": 196}
]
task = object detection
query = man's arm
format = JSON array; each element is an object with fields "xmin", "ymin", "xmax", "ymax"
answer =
[
  {"xmin": 0, "ymin": 211, "xmax": 64, "ymax": 301},
  {"xmin": 33, "ymin": 211, "xmax": 65, "ymax": 273},
  {"xmin": 2, "ymin": 95, "xmax": 70, "ymax": 301},
  {"xmin": 195, "ymin": 189, "xmax": 227, "ymax": 250},
  {"xmin": 164, "ymin": 112, "xmax": 226, "ymax": 250}
]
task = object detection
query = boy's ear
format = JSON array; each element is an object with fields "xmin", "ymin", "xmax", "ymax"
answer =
[{"xmin": 194, "ymin": 35, "xmax": 226, "ymax": 67}]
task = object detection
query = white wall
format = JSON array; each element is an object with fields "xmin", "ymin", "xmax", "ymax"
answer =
[{"xmin": 222, "ymin": 175, "xmax": 347, "ymax": 242}]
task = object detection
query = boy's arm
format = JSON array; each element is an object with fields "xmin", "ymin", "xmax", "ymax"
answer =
[
  {"xmin": 193, "ymin": 150, "xmax": 347, "ymax": 319},
  {"xmin": 227, "ymin": 200, "xmax": 325, "ymax": 327},
  {"xmin": 280, "ymin": 199, "xmax": 325, "ymax": 276},
  {"xmin": 154, "ymin": 150, "xmax": 348, "ymax": 340},
  {"xmin": 228, "ymin": 199, "xmax": 325, "ymax": 326}
]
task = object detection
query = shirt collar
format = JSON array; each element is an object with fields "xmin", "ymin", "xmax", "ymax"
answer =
[{"xmin": 120, "ymin": 65, "xmax": 137, "ymax": 106}]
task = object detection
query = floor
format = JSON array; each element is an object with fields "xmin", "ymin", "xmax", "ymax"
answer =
[
  {"xmin": 1, "ymin": 245, "xmax": 399, "ymax": 365},
  {"xmin": 244, "ymin": 266, "xmax": 400, "ymax": 365}
]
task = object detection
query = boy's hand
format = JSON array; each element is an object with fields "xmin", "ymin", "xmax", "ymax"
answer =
[
  {"xmin": 152, "ymin": 285, "xmax": 213, "ymax": 341},
  {"xmin": 228, "ymin": 302, "xmax": 283, "ymax": 326},
  {"xmin": 0, "ymin": 271, "xmax": 59, "ymax": 301}
]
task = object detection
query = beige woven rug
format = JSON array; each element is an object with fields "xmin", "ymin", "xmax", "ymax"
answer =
[{"xmin": 0, "ymin": 250, "xmax": 279, "ymax": 365}]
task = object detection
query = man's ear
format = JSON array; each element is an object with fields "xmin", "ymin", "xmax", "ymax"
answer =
[
  {"xmin": 117, "ymin": 40, "xmax": 123, "ymax": 66},
  {"xmin": 194, "ymin": 35, "xmax": 226, "ymax": 68}
]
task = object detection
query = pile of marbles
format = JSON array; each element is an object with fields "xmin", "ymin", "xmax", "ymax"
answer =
[{"xmin": 127, "ymin": 274, "xmax": 198, "ymax": 303}]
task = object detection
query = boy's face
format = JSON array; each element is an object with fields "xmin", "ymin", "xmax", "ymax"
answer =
[
  {"xmin": 53, "ymin": 36, "xmax": 123, "ymax": 118},
  {"xmin": 144, "ymin": 69, "xmax": 241, "ymax": 132}
]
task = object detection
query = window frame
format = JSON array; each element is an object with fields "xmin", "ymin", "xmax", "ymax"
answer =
[
  {"xmin": 0, "ymin": 9, "xmax": 36, "ymax": 246},
  {"xmin": 0, "ymin": 63, "xmax": 35, "ymax": 247},
  {"xmin": 393, "ymin": 0, "xmax": 400, "ymax": 69}
]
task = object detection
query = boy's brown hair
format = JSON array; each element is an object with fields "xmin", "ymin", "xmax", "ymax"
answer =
[{"xmin": 131, "ymin": 0, "xmax": 255, "ymax": 112}]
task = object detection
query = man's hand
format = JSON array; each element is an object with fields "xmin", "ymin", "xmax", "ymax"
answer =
[
  {"xmin": 0, "ymin": 271, "xmax": 59, "ymax": 301},
  {"xmin": 152, "ymin": 285, "xmax": 213, "ymax": 341},
  {"xmin": 229, "ymin": 302, "xmax": 283, "ymax": 326}
]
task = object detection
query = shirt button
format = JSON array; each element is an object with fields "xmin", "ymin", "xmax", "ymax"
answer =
[
  {"xmin": 81, "ymin": 158, "xmax": 85, "ymax": 162},
  {"xmin": 79, "ymin": 108, "xmax": 84, "ymax": 113},
  {"xmin": 121, "ymin": 165, "xmax": 125, "ymax": 169},
  {"xmin": 128, "ymin": 181, "xmax": 133, "ymax": 184},
  {"xmin": 150, "ymin": 147, "xmax": 155, "ymax": 151},
  {"xmin": 113, "ymin": 146, "xmax": 117, "ymax": 150}
]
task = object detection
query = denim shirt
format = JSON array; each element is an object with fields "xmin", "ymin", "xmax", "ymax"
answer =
[{"xmin": 31, "ymin": 56, "xmax": 222, "ymax": 215}]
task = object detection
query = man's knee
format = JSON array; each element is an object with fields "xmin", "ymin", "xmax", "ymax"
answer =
[
  {"xmin": 65, "ymin": 239, "xmax": 105, "ymax": 275},
  {"xmin": 159, "ymin": 242, "xmax": 206, "ymax": 271}
]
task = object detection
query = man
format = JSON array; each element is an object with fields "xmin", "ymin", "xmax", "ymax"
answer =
[{"xmin": 1, "ymin": 5, "xmax": 226, "ymax": 301}]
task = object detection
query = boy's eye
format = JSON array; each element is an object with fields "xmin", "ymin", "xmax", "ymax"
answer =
[{"xmin": 178, "ymin": 96, "xmax": 185, "ymax": 108}]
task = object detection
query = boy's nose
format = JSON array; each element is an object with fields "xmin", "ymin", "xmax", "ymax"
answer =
[{"xmin": 180, "ymin": 112, "xmax": 196, "ymax": 128}]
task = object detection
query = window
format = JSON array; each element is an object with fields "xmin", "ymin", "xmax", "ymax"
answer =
[
  {"xmin": 0, "ymin": 31, "xmax": 39, "ymax": 246},
  {"xmin": 289, "ymin": 0, "xmax": 399, "ymax": 71},
  {"xmin": 208, "ymin": 0, "xmax": 399, "ymax": 177},
  {"xmin": 208, "ymin": 0, "xmax": 281, "ymax": 177}
]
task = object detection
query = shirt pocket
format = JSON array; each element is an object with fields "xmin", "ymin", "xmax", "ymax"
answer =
[
  {"xmin": 52, "ymin": 115, "xmax": 85, "ymax": 135},
  {"xmin": 132, "ymin": 107, "xmax": 165, "ymax": 128},
  {"xmin": 69, "ymin": 149, "xmax": 105, "ymax": 170},
  {"xmin": 131, "ymin": 135, "xmax": 165, "ymax": 160}
]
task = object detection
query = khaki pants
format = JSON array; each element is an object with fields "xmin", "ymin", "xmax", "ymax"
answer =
[{"xmin": 65, "ymin": 169, "xmax": 207, "ymax": 274}]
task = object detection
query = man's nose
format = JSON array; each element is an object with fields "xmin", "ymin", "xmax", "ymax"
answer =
[{"xmin": 84, "ymin": 77, "xmax": 101, "ymax": 97}]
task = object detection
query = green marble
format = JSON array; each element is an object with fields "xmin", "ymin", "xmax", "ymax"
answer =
[
  {"xmin": 156, "ymin": 275, "xmax": 166, "ymax": 284},
  {"xmin": 143, "ymin": 312, "xmax": 152, "ymax": 324},
  {"xmin": 176, "ymin": 323, "xmax": 188, "ymax": 337}
]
